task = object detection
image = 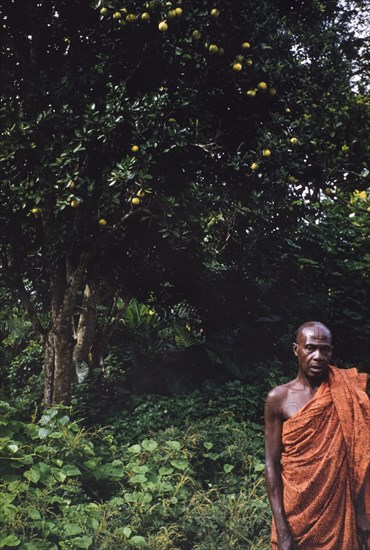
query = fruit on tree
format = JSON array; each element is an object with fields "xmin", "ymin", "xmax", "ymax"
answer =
[
  {"xmin": 290, "ymin": 137, "xmax": 298, "ymax": 144},
  {"xmin": 251, "ymin": 162, "xmax": 259, "ymax": 171},
  {"xmin": 192, "ymin": 29, "xmax": 201, "ymax": 39},
  {"xmin": 100, "ymin": 7, "xmax": 108, "ymax": 15},
  {"xmin": 232, "ymin": 62, "xmax": 242, "ymax": 71},
  {"xmin": 210, "ymin": 8, "xmax": 219, "ymax": 17},
  {"xmin": 246, "ymin": 89, "xmax": 256, "ymax": 97},
  {"xmin": 132, "ymin": 197, "xmax": 141, "ymax": 205},
  {"xmin": 112, "ymin": 11, "xmax": 122, "ymax": 19},
  {"xmin": 257, "ymin": 81, "xmax": 267, "ymax": 90},
  {"xmin": 209, "ymin": 44, "xmax": 219, "ymax": 54},
  {"xmin": 70, "ymin": 199, "xmax": 79, "ymax": 208},
  {"xmin": 242, "ymin": 42, "xmax": 251, "ymax": 49},
  {"xmin": 99, "ymin": 218, "xmax": 107, "ymax": 226},
  {"xmin": 131, "ymin": 144, "xmax": 140, "ymax": 152},
  {"xmin": 158, "ymin": 21, "xmax": 168, "ymax": 31},
  {"xmin": 263, "ymin": 149, "xmax": 271, "ymax": 157}
]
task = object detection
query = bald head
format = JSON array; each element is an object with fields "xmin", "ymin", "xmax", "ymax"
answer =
[{"xmin": 295, "ymin": 322, "xmax": 332, "ymax": 345}]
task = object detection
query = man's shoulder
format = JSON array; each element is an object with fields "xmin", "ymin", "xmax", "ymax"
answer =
[{"xmin": 265, "ymin": 381, "xmax": 294, "ymax": 403}]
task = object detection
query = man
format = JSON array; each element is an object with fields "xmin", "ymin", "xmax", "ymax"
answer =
[{"xmin": 264, "ymin": 321, "xmax": 370, "ymax": 549}]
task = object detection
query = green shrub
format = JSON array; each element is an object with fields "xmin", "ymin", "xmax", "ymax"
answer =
[{"xmin": 0, "ymin": 388, "xmax": 271, "ymax": 550}]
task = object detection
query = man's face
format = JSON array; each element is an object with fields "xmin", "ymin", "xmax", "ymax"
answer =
[{"xmin": 293, "ymin": 326, "xmax": 332, "ymax": 379}]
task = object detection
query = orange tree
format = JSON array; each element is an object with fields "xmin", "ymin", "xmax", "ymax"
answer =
[{"xmin": 1, "ymin": 0, "xmax": 369, "ymax": 404}]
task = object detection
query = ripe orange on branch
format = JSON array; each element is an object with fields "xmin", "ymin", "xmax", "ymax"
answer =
[
  {"xmin": 158, "ymin": 21, "xmax": 168, "ymax": 31},
  {"xmin": 232, "ymin": 62, "xmax": 243, "ymax": 72}
]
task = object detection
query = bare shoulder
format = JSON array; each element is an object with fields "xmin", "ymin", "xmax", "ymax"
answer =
[
  {"xmin": 265, "ymin": 381, "xmax": 293, "ymax": 404},
  {"xmin": 264, "ymin": 382, "xmax": 293, "ymax": 419}
]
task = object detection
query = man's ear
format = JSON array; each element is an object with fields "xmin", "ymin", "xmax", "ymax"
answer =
[{"xmin": 293, "ymin": 343, "xmax": 298, "ymax": 356}]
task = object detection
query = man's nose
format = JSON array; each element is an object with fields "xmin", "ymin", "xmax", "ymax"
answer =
[{"xmin": 313, "ymin": 348, "xmax": 322, "ymax": 359}]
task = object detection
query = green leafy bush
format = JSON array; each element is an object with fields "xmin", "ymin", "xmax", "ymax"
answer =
[{"xmin": 0, "ymin": 389, "xmax": 271, "ymax": 549}]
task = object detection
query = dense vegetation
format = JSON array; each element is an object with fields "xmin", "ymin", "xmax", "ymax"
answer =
[{"xmin": 1, "ymin": 0, "xmax": 369, "ymax": 547}]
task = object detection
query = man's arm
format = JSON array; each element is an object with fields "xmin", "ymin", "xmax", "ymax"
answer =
[
  {"xmin": 356, "ymin": 470, "xmax": 370, "ymax": 550},
  {"xmin": 264, "ymin": 388, "xmax": 296, "ymax": 550}
]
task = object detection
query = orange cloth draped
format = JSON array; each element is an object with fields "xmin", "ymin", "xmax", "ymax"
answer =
[{"xmin": 271, "ymin": 366, "xmax": 370, "ymax": 549}]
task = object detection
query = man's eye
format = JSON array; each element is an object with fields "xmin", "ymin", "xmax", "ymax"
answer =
[{"xmin": 306, "ymin": 346, "xmax": 315, "ymax": 351}]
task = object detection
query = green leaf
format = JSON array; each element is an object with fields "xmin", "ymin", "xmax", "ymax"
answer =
[
  {"xmin": 83, "ymin": 459, "xmax": 98, "ymax": 470},
  {"xmin": 69, "ymin": 536, "xmax": 93, "ymax": 549},
  {"xmin": 18, "ymin": 455, "xmax": 33, "ymax": 465},
  {"xmin": 35, "ymin": 462, "xmax": 51, "ymax": 480},
  {"xmin": 63, "ymin": 523, "xmax": 83, "ymax": 536},
  {"xmin": 28, "ymin": 507, "xmax": 42, "ymax": 520},
  {"xmin": 62, "ymin": 464, "xmax": 82, "ymax": 476},
  {"xmin": 38, "ymin": 427, "xmax": 51, "ymax": 439},
  {"xmin": 24, "ymin": 468, "xmax": 40, "ymax": 483},
  {"xmin": 48, "ymin": 431, "xmax": 63, "ymax": 439},
  {"xmin": 129, "ymin": 536, "xmax": 148, "ymax": 548},
  {"xmin": 140, "ymin": 493, "xmax": 153, "ymax": 504},
  {"xmin": 117, "ymin": 526, "xmax": 132, "ymax": 538},
  {"xmin": 166, "ymin": 440, "xmax": 181, "ymax": 450},
  {"xmin": 128, "ymin": 444, "xmax": 141, "ymax": 454},
  {"xmin": 39, "ymin": 409, "xmax": 58, "ymax": 425},
  {"xmin": 170, "ymin": 459, "xmax": 189, "ymax": 471},
  {"xmin": 53, "ymin": 469, "xmax": 67, "ymax": 482},
  {"xmin": 2, "ymin": 504, "xmax": 18, "ymax": 519},
  {"xmin": 223, "ymin": 463, "xmax": 235, "ymax": 474},
  {"xmin": 0, "ymin": 534, "xmax": 20, "ymax": 548},
  {"xmin": 130, "ymin": 474, "xmax": 147, "ymax": 484},
  {"xmin": 141, "ymin": 439, "xmax": 158, "ymax": 452},
  {"xmin": 159, "ymin": 466, "xmax": 174, "ymax": 476}
]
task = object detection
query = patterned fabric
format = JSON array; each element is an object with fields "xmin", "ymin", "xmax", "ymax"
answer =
[{"xmin": 271, "ymin": 366, "xmax": 370, "ymax": 549}]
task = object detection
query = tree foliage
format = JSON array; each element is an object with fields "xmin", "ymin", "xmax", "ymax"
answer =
[{"xmin": 1, "ymin": 0, "xmax": 369, "ymax": 403}]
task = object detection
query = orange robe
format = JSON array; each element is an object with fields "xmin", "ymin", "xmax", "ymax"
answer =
[{"xmin": 271, "ymin": 366, "xmax": 370, "ymax": 549}]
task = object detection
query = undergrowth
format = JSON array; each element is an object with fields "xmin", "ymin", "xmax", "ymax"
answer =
[{"xmin": 0, "ymin": 381, "xmax": 271, "ymax": 549}]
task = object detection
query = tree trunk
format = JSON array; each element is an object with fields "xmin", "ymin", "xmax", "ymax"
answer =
[
  {"xmin": 73, "ymin": 282, "xmax": 99, "ymax": 382},
  {"xmin": 44, "ymin": 253, "xmax": 88, "ymax": 405},
  {"xmin": 44, "ymin": 331, "xmax": 55, "ymax": 407},
  {"xmin": 52, "ymin": 321, "xmax": 75, "ymax": 404}
]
